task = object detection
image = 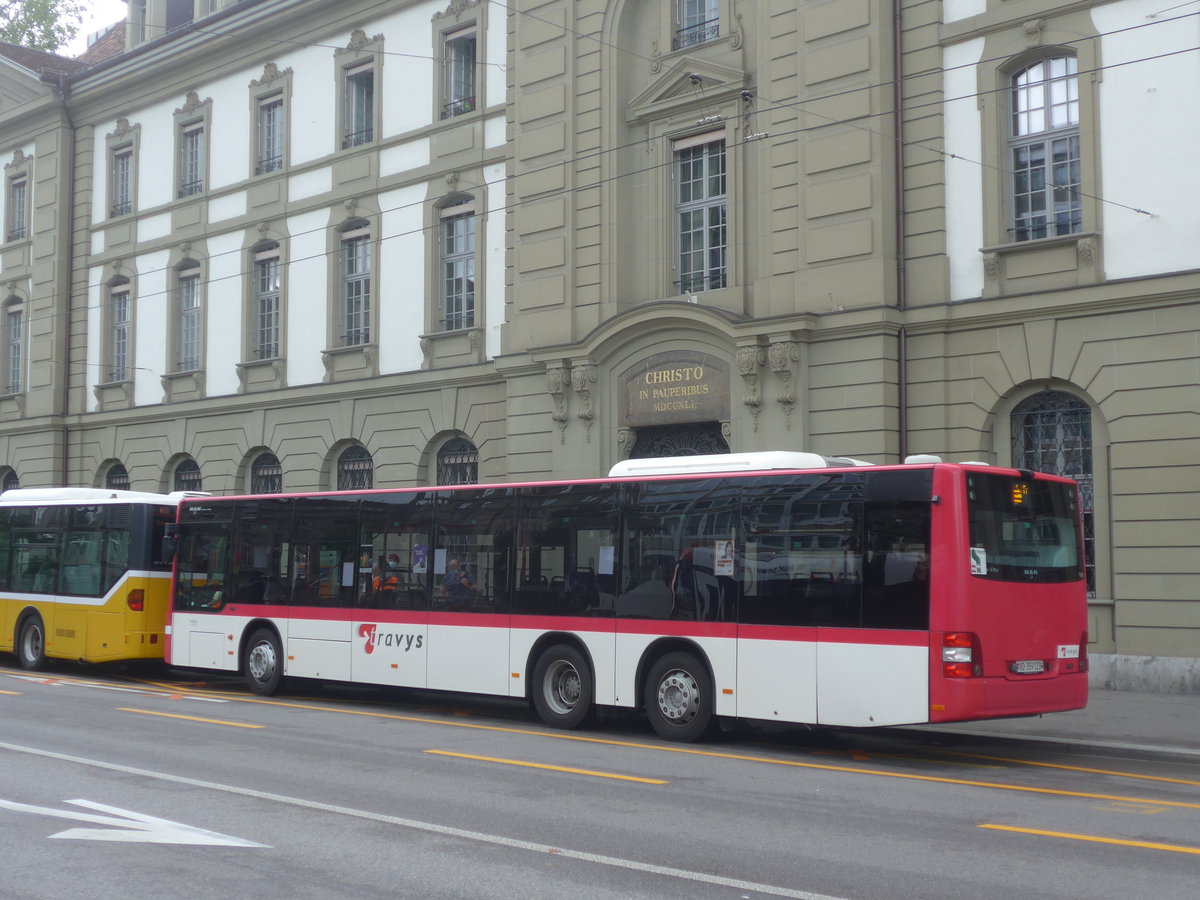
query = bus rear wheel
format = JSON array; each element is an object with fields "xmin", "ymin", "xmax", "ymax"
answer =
[
  {"xmin": 17, "ymin": 615, "xmax": 46, "ymax": 671},
  {"xmin": 644, "ymin": 651, "xmax": 715, "ymax": 742},
  {"xmin": 244, "ymin": 628, "xmax": 285, "ymax": 696},
  {"xmin": 531, "ymin": 643, "xmax": 594, "ymax": 729}
]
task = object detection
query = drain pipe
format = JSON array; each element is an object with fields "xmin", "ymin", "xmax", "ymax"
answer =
[
  {"xmin": 53, "ymin": 73, "xmax": 76, "ymax": 487},
  {"xmin": 892, "ymin": 0, "xmax": 909, "ymax": 462}
]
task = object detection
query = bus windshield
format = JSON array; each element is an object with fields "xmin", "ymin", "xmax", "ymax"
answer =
[{"xmin": 966, "ymin": 472, "xmax": 1082, "ymax": 584}]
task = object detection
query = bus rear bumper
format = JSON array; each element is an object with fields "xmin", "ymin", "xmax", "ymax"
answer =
[{"xmin": 928, "ymin": 672, "xmax": 1088, "ymax": 723}]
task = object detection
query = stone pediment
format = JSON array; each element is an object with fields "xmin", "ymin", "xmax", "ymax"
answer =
[{"xmin": 628, "ymin": 57, "xmax": 747, "ymax": 123}]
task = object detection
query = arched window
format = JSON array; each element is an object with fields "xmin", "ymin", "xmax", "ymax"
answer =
[
  {"xmin": 1, "ymin": 469, "xmax": 18, "ymax": 492},
  {"xmin": 337, "ymin": 445, "xmax": 373, "ymax": 490},
  {"xmin": 1009, "ymin": 56, "xmax": 1080, "ymax": 241},
  {"xmin": 250, "ymin": 452, "xmax": 282, "ymax": 494},
  {"xmin": 174, "ymin": 458, "xmax": 202, "ymax": 492},
  {"xmin": 436, "ymin": 437, "xmax": 477, "ymax": 485},
  {"xmin": 1011, "ymin": 390, "xmax": 1094, "ymax": 595},
  {"xmin": 106, "ymin": 463, "xmax": 131, "ymax": 491}
]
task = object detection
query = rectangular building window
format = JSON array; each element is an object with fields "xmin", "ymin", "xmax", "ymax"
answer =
[
  {"xmin": 1010, "ymin": 57, "xmax": 1081, "ymax": 242},
  {"xmin": 342, "ymin": 230, "xmax": 371, "ymax": 346},
  {"xmin": 343, "ymin": 64, "xmax": 374, "ymax": 148},
  {"xmin": 254, "ymin": 252, "xmax": 280, "ymax": 360},
  {"xmin": 256, "ymin": 94, "xmax": 284, "ymax": 174},
  {"xmin": 674, "ymin": 134, "xmax": 726, "ymax": 294},
  {"xmin": 675, "ymin": 0, "xmax": 719, "ymax": 50},
  {"xmin": 178, "ymin": 122, "xmax": 205, "ymax": 197},
  {"xmin": 441, "ymin": 204, "xmax": 475, "ymax": 331},
  {"xmin": 442, "ymin": 28, "xmax": 476, "ymax": 119},
  {"xmin": 111, "ymin": 145, "xmax": 134, "ymax": 217},
  {"xmin": 6, "ymin": 177, "xmax": 27, "ymax": 242},
  {"xmin": 177, "ymin": 267, "xmax": 201, "ymax": 372},
  {"xmin": 5, "ymin": 305, "xmax": 22, "ymax": 395},
  {"xmin": 110, "ymin": 286, "xmax": 130, "ymax": 382}
]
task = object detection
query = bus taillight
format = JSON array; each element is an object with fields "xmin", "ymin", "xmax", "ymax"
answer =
[
  {"xmin": 942, "ymin": 632, "xmax": 981, "ymax": 678},
  {"xmin": 127, "ymin": 589, "xmax": 145, "ymax": 612}
]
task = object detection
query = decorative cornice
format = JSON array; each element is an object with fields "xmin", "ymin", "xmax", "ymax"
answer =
[
  {"xmin": 107, "ymin": 117, "xmax": 136, "ymax": 141},
  {"xmin": 175, "ymin": 90, "xmax": 210, "ymax": 116},
  {"xmin": 338, "ymin": 29, "xmax": 384, "ymax": 55},
  {"xmin": 4, "ymin": 148, "xmax": 31, "ymax": 170},
  {"xmin": 433, "ymin": 0, "xmax": 482, "ymax": 23},
  {"xmin": 250, "ymin": 62, "xmax": 292, "ymax": 89}
]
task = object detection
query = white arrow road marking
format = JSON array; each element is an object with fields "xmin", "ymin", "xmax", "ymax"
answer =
[{"xmin": 0, "ymin": 798, "xmax": 268, "ymax": 847}]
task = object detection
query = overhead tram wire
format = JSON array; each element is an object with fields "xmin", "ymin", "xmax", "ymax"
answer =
[{"xmin": 26, "ymin": 8, "xmax": 1194, "ymax": 332}]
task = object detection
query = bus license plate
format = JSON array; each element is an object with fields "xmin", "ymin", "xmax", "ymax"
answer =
[{"xmin": 1011, "ymin": 659, "xmax": 1045, "ymax": 674}]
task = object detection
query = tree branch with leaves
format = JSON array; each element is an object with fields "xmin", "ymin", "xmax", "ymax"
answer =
[{"xmin": 0, "ymin": 0, "xmax": 85, "ymax": 52}]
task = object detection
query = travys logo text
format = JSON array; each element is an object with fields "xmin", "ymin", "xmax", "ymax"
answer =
[{"xmin": 358, "ymin": 624, "xmax": 424, "ymax": 655}]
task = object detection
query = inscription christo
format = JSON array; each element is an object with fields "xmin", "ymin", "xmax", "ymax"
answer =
[{"xmin": 638, "ymin": 367, "xmax": 711, "ymax": 412}]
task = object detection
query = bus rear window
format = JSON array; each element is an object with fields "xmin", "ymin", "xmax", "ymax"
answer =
[{"xmin": 966, "ymin": 473, "xmax": 1082, "ymax": 584}]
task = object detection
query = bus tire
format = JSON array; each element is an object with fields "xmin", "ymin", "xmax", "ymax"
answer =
[
  {"xmin": 17, "ymin": 614, "xmax": 46, "ymax": 671},
  {"xmin": 531, "ymin": 643, "xmax": 594, "ymax": 729},
  {"xmin": 244, "ymin": 628, "xmax": 285, "ymax": 696},
  {"xmin": 644, "ymin": 650, "xmax": 715, "ymax": 742}
]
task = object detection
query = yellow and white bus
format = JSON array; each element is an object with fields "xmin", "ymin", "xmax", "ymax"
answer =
[{"xmin": 0, "ymin": 488, "xmax": 201, "ymax": 670}]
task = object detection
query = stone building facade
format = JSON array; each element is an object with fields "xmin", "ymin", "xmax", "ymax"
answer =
[{"xmin": 0, "ymin": 0, "xmax": 1195, "ymax": 688}]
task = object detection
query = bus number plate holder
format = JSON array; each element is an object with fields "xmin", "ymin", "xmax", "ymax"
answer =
[{"xmin": 1011, "ymin": 659, "xmax": 1045, "ymax": 674}]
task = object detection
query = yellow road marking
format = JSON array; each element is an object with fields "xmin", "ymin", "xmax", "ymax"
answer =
[
  {"xmin": 980, "ymin": 824, "xmax": 1200, "ymax": 856},
  {"xmin": 112, "ymin": 683, "xmax": 1200, "ymax": 811},
  {"xmin": 941, "ymin": 750, "xmax": 1200, "ymax": 788},
  {"xmin": 425, "ymin": 750, "xmax": 668, "ymax": 784},
  {"xmin": 118, "ymin": 707, "xmax": 263, "ymax": 729},
  {"xmin": 0, "ymin": 689, "xmax": 20, "ymax": 695}
]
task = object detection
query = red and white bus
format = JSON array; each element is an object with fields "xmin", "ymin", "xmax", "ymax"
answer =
[{"xmin": 165, "ymin": 452, "xmax": 1088, "ymax": 741}]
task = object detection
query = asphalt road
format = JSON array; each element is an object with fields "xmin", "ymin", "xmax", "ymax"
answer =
[{"xmin": 1, "ymin": 658, "xmax": 1197, "ymax": 900}]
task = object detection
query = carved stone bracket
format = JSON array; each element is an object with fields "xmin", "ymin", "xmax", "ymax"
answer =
[
  {"xmin": 768, "ymin": 341, "xmax": 800, "ymax": 430},
  {"xmin": 616, "ymin": 427, "xmax": 636, "ymax": 461},
  {"xmin": 5, "ymin": 148, "xmax": 30, "ymax": 170},
  {"xmin": 1023, "ymin": 19, "xmax": 1045, "ymax": 47},
  {"xmin": 982, "ymin": 252, "xmax": 1000, "ymax": 283},
  {"xmin": 176, "ymin": 90, "xmax": 210, "ymax": 116},
  {"xmin": 546, "ymin": 366, "xmax": 569, "ymax": 445},
  {"xmin": 736, "ymin": 345, "xmax": 766, "ymax": 433},
  {"xmin": 419, "ymin": 336, "xmax": 432, "ymax": 370},
  {"xmin": 572, "ymin": 364, "xmax": 597, "ymax": 442},
  {"xmin": 107, "ymin": 118, "xmax": 135, "ymax": 141}
]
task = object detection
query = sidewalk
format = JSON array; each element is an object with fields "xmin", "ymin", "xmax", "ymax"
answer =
[{"xmin": 912, "ymin": 688, "xmax": 1200, "ymax": 759}]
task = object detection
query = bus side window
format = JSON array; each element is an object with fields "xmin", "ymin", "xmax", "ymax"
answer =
[
  {"xmin": 0, "ymin": 507, "xmax": 10, "ymax": 591},
  {"xmin": 861, "ymin": 502, "xmax": 930, "ymax": 630}
]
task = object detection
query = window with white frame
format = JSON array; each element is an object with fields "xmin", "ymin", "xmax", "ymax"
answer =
[
  {"xmin": 674, "ymin": 133, "xmax": 726, "ymax": 294},
  {"xmin": 1010, "ymin": 56, "xmax": 1080, "ymax": 242},
  {"xmin": 675, "ymin": 0, "xmax": 719, "ymax": 50},
  {"xmin": 178, "ymin": 121, "xmax": 205, "ymax": 197},
  {"xmin": 177, "ymin": 264, "xmax": 201, "ymax": 372},
  {"xmin": 111, "ymin": 144, "xmax": 134, "ymax": 217},
  {"xmin": 4, "ymin": 300, "xmax": 22, "ymax": 395},
  {"xmin": 440, "ymin": 202, "xmax": 475, "ymax": 331},
  {"xmin": 253, "ymin": 247, "xmax": 281, "ymax": 360},
  {"xmin": 341, "ymin": 227, "xmax": 371, "ymax": 346},
  {"xmin": 109, "ymin": 282, "xmax": 131, "ymax": 382},
  {"xmin": 6, "ymin": 175, "xmax": 27, "ymax": 241},
  {"xmin": 256, "ymin": 93, "xmax": 284, "ymax": 174},
  {"xmin": 442, "ymin": 27, "xmax": 477, "ymax": 119},
  {"xmin": 343, "ymin": 63, "xmax": 374, "ymax": 148}
]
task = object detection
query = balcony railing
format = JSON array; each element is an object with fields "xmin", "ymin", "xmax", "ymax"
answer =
[
  {"xmin": 256, "ymin": 155, "xmax": 284, "ymax": 175},
  {"xmin": 342, "ymin": 128, "xmax": 374, "ymax": 149},
  {"xmin": 673, "ymin": 18, "xmax": 719, "ymax": 51},
  {"xmin": 177, "ymin": 180, "xmax": 204, "ymax": 198},
  {"xmin": 441, "ymin": 96, "xmax": 477, "ymax": 119}
]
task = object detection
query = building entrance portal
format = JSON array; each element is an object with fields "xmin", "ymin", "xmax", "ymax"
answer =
[{"xmin": 629, "ymin": 422, "xmax": 729, "ymax": 458}]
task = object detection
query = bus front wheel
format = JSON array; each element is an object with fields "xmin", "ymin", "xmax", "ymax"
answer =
[
  {"xmin": 644, "ymin": 651, "xmax": 715, "ymax": 742},
  {"xmin": 531, "ymin": 643, "xmax": 594, "ymax": 729},
  {"xmin": 244, "ymin": 628, "xmax": 285, "ymax": 696},
  {"xmin": 17, "ymin": 615, "xmax": 46, "ymax": 671}
]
